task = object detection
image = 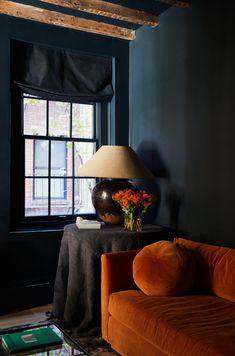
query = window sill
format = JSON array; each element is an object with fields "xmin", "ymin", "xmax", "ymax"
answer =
[{"xmin": 10, "ymin": 227, "xmax": 64, "ymax": 235}]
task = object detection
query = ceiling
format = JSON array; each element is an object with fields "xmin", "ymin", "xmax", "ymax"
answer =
[{"xmin": 0, "ymin": 0, "xmax": 190, "ymax": 40}]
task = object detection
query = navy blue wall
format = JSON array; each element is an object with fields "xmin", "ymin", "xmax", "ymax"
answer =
[
  {"xmin": 0, "ymin": 14, "xmax": 129, "ymax": 312},
  {"xmin": 130, "ymin": 0, "xmax": 235, "ymax": 247}
]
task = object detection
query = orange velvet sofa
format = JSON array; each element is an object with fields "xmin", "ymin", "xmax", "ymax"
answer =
[{"xmin": 101, "ymin": 238, "xmax": 235, "ymax": 356}]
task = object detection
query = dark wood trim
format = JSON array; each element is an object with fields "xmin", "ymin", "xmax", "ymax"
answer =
[
  {"xmin": 155, "ymin": 0, "xmax": 190, "ymax": 7},
  {"xmin": 40, "ymin": 0, "xmax": 159, "ymax": 27}
]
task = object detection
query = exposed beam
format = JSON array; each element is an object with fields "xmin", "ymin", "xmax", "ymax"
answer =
[
  {"xmin": 155, "ymin": 0, "xmax": 190, "ymax": 7},
  {"xmin": 0, "ymin": 0, "xmax": 135, "ymax": 40},
  {"xmin": 40, "ymin": 0, "xmax": 159, "ymax": 28}
]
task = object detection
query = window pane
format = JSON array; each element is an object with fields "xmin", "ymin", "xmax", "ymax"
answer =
[
  {"xmin": 34, "ymin": 178, "xmax": 48, "ymax": 198},
  {"xmin": 74, "ymin": 178, "xmax": 95, "ymax": 214},
  {"xmin": 49, "ymin": 101, "xmax": 70, "ymax": 137},
  {"xmin": 66, "ymin": 141, "xmax": 73, "ymax": 176},
  {"xmin": 50, "ymin": 178, "xmax": 66, "ymax": 199},
  {"xmin": 25, "ymin": 178, "xmax": 48, "ymax": 216},
  {"xmin": 25, "ymin": 139, "xmax": 49, "ymax": 177},
  {"xmin": 51, "ymin": 141, "xmax": 66, "ymax": 177},
  {"xmin": 34, "ymin": 140, "xmax": 49, "ymax": 176},
  {"xmin": 25, "ymin": 139, "xmax": 34, "ymax": 176},
  {"xmin": 72, "ymin": 104, "xmax": 94, "ymax": 138},
  {"xmin": 74, "ymin": 142, "xmax": 96, "ymax": 176},
  {"xmin": 51, "ymin": 178, "xmax": 72, "ymax": 215},
  {"xmin": 23, "ymin": 98, "xmax": 47, "ymax": 135}
]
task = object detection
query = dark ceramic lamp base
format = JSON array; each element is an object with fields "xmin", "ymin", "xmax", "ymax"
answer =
[{"xmin": 92, "ymin": 179, "xmax": 133, "ymax": 224}]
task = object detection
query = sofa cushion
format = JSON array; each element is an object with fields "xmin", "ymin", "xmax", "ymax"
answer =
[
  {"xmin": 109, "ymin": 291, "xmax": 235, "ymax": 356},
  {"xmin": 133, "ymin": 240, "xmax": 195, "ymax": 296},
  {"xmin": 175, "ymin": 238, "xmax": 235, "ymax": 302}
]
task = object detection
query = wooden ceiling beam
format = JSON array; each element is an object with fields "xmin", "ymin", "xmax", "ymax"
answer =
[
  {"xmin": 40, "ymin": 0, "xmax": 159, "ymax": 28},
  {"xmin": 155, "ymin": 0, "xmax": 190, "ymax": 7},
  {"xmin": 0, "ymin": 0, "xmax": 135, "ymax": 40}
]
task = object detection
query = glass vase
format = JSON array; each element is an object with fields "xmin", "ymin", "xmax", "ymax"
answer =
[{"xmin": 124, "ymin": 211, "xmax": 142, "ymax": 232}]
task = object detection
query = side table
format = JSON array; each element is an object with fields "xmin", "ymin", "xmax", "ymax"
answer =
[{"xmin": 52, "ymin": 223, "xmax": 173, "ymax": 333}]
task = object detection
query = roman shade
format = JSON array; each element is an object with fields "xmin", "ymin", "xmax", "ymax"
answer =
[{"xmin": 12, "ymin": 40, "xmax": 114, "ymax": 103}]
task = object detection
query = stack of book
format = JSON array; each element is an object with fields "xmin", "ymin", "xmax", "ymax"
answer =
[
  {"xmin": 76, "ymin": 217, "xmax": 102, "ymax": 229},
  {"xmin": 1, "ymin": 326, "xmax": 63, "ymax": 354}
]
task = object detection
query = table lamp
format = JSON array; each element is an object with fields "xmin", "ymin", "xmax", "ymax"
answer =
[{"xmin": 76, "ymin": 145, "xmax": 154, "ymax": 224}]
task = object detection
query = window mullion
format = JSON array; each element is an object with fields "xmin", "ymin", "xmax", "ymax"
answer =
[
  {"xmin": 70, "ymin": 103, "xmax": 73, "ymax": 138},
  {"xmin": 71, "ymin": 103, "xmax": 75, "ymax": 215},
  {"xmin": 48, "ymin": 138, "xmax": 51, "ymax": 217},
  {"xmin": 47, "ymin": 100, "xmax": 51, "ymax": 216},
  {"xmin": 72, "ymin": 141, "xmax": 75, "ymax": 215},
  {"xmin": 46, "ymin": 100, "xmax": 49, "ymax": 136}
]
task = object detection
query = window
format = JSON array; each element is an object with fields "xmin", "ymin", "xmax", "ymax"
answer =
[
  {"xmin": 22, "ymin": 93, "xmax": 97, "ymax": 221},
  {"xmin": 10, "ymin": 42, "xmax": 113, "ymax": 230}
]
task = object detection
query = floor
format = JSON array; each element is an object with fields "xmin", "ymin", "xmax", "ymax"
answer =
[
  {"xmin": 0, "ymin": 304, "xmax": 51, "ymax": 330},
  {"xmin": 0, "ymin": 305, "xmax": 119, "ymax": 355}
]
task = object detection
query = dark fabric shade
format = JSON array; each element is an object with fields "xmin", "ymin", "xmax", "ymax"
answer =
[{"xmin": 12, "ymin": 41, "xmax": 114, "ymax": 103}]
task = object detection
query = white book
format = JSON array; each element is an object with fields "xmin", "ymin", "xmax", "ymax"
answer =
[{"xmin": 76, "ymin": 217, "xmax": 101, "ymax": 229}]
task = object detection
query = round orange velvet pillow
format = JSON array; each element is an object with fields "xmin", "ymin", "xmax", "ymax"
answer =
[{"xmin": 133, "ymin": 240, "xmax": 196, "ymax": 296}]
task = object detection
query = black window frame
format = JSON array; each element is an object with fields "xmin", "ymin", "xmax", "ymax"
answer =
[{"xmin": 10, "ymin": 87, "xmax": 109, "ymax": 231}]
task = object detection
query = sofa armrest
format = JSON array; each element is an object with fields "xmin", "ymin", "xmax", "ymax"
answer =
[{"xmin": 101, "ymin": 249, "xmax": 140, "ymax": 341}]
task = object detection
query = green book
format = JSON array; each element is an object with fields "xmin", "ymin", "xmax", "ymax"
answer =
[{"xmin": 1, "ymin": 326, "xmax": 63, "ymax": 354}]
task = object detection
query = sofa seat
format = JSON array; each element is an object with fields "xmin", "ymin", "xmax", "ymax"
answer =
[{"xmin": 109, "ymin": 290, "xmax": 235, "ymax": 356}]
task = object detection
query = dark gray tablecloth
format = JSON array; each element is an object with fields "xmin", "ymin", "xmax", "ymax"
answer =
[{"xmin": 52, "ymin": 223, "xmax": 171, "ymax": 333}]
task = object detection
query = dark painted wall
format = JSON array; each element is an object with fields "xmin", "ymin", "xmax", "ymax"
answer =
[
  {"xmin": 0, "ymin": 15, "xmax": 129, "ymax": 312},
  {"xmin": 130, "ymin": 0, "xmax": 235, "ymax": 247}
]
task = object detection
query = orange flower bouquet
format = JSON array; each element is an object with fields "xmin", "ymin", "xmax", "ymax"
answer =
[{"xmin": 112, "ymin": 189, "xmax": 157, "ymax": 231}]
